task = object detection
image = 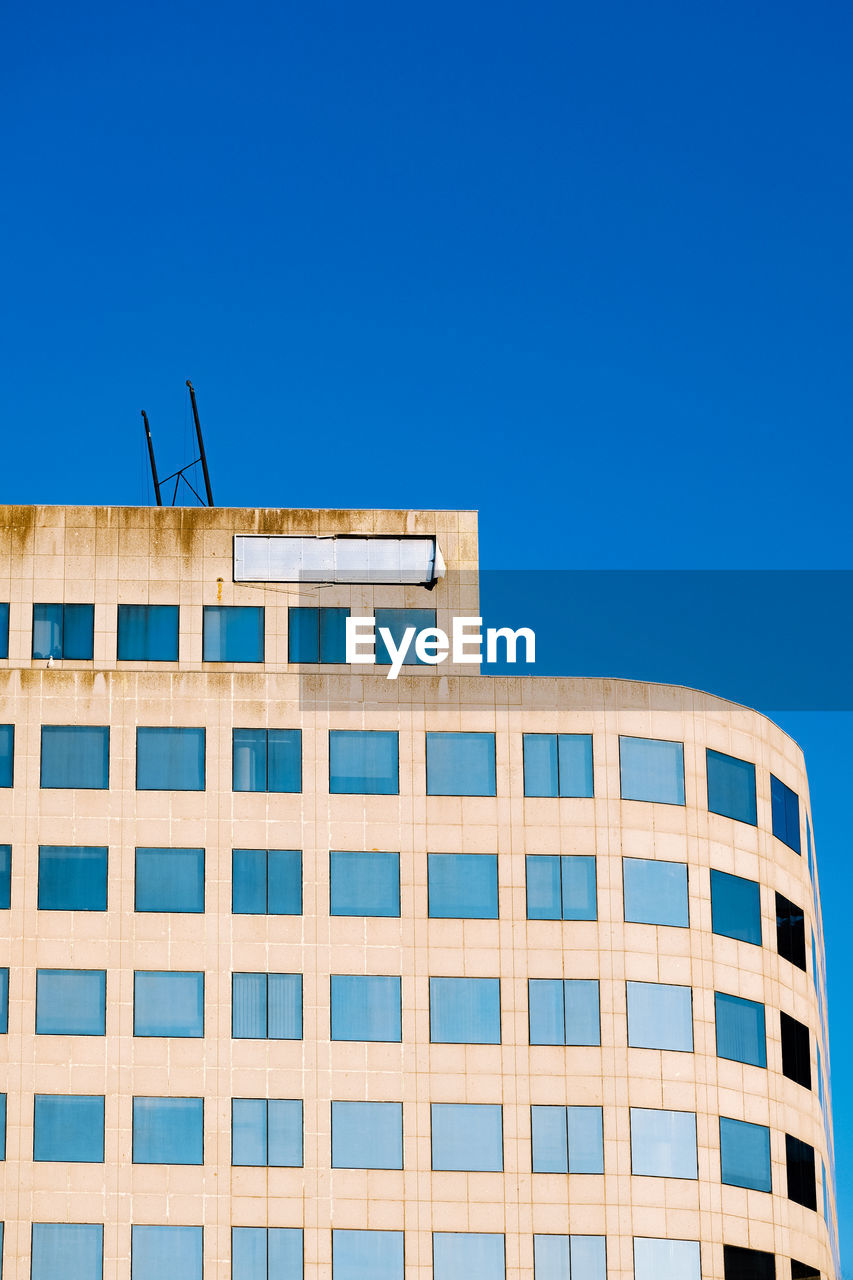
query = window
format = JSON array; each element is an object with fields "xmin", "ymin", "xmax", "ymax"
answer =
[
  {"xmin": 433, "ymin": 1233, "xmax": 506, "ymax": 1280},
  {"xmin": 232, "ymin": 1228, "xmax": 303, "ymax": 1280},
  {"xmin": 781, "ymin": 1012, "xmax": 812, "ymax": 1089},
  {"xmin": 622, "ymin": 858, "xmax": 688, "ymax": 927},
  {"xmin": 40, "ymin": 725, "xmax": 108, "ymax": 789},
  {"xmin": 37, "ymin": 846, "xmax": 107, "ymax": 911},
  {"xmin": 135, "ymin": 848, "xmax": 204, "ymax": 913},
  {"xmin": 771, "ymin": 775, "xmax": 801, "ymax": 853},
  {"xmin": 232, "ymin": 1098, "xmax": 303, "ymax": 1166},
  {"xmin": 288, "ymin": 606, "xmax": 349, "ymax": 664},
  {"xmin": 0, "ymin": 726, "xmax": 11, "ymax": 788},
  {"xmin": 137, "ymin": 726, "xmax": 205, "ymax": 791},
  {"xmin": 203, "ymin": 605, "xmax": 264, "ymax": 661},
  {"xmin": 530, "ymin": 1105, "xmax": 604, "ymax": 1173},
  {"xmin": 35, "ymin": 969, "xmax": 105, "ymax": 1036},
  {"xmin": 232, "ymin": 728, "xmax": 301, "ymax": 792},
  {"xmin": 33, "ymin": 1095, "xmax": 104, "ymax": 1162},
  {"xmin": 374, "ymin": 607, "xmax": 436, "ymax": 666},
  {"xmin": 710, "ymin": 870, "xmax": 761, "ymax": 945},
  {"xmin": 232, "ymin": 973, "xmax": 302, "ymax": 1039},
  {"xmin": 31, "ymin": 1224, "xmax": 103, "ymax": 1280},
  {"xmin": 429, "ymin": 977, "xmax": 501, "ymax": 1044},
  {"xmin": 0, "ymin": 602, "xmax": 7, "ymax": 658},
  {"xmin": 0, "ymin": 846, "xmax": 8, "ymax": 909},
  {"xmin": 131, "ymin": 1226, "xmax": 202, "ymax": 1280},
  {"xmin": 634, "ymin": 1239, "xmax": 701, "ymax": 1280},
  {"xmin": 330, "ymin": 851, "xmax": 400, "ymax": 917},
  {"xmin": 528, "ymin": 979, "xmax": 600, "ymax": 1046},
  {"xmin": 0, "ymin": 1094, "xmax": 5, "ymax": 1160},
  {"xmin": 117, "ymin": 604, "xmax": 179, "ymax": 660},
  {"xmin": 630, "ymin": 1108, "xmax": 698, "ymax": 1178},
  {"xmin": 331, "ymin": 1101, "xmax": 403, "ymax": 1169},
  {"xmin": 332, "ymin": 1230, "xmax": 404, "ymax": 1280},
  {"xmin": 786, "ymin": 1134, "xmax": 817, "ymax": 1210},
  {"xmin": 0, "ymin": 969, "xmax": 6, "ymax": 1034},
  {"xmin": 133, "ymin": 1097, "xmax": 203, "ymax": 1164},
  {"xmin": 715, "ymin": 992, "xmax": 766, "ymax": 1067},
  {"xmin": 431, "ymin": 1103, "xmax": 503, "ymax": 1171},
  {"xmin": 426, "ymin": 732, "xmax": 496, "ymax": 796},
  {"xmin": 790, "ymin": 1261, "xmax": 820, "ymax": 1279},
  {"xmin": 720, "ymin": 1116, "xmax": 771, "ymax": 1191},
  {"xmin": 776, "ymin": 893, "xmax": 807, "ymax": 971},
  {"xmin": 330, "ymin": 975, "xmax": 401, "ymax": 1042},
  {"xmin": 523, "ymin": 733, "xmax": 593, "ymax": 798},
  {"xmin": 723, "ymin": 1245, "xmax": 775, "ymax": 1280},
  {"xmin": 428, "ymin": 854, "xmax": 498, "ymax": 919},
  {"xmin": 32, "ymin": 603, "xmax": 94, "ymax": 660},
  {"xmin": 706, "ymin": 749, "xmax": 757, "ymax": 825},
  {"xmin": 526, "ymin": 856, "xmax": 596, "ymax": 922},
  {"xmin": 627, "ymin": 982, "xmax": 693, "ymax": 1051},
  {"xmin": 134, "ymin": 971, "xmax": 204, "ymax": 1037},
  {"xmin": 329, "ymin": 730, "xmax": 398, "ymax": 795},
  {"xmin": 619, "ymin": 736, "xmax": 684, "ymax": 805},
  {"xmin": 232, "ymin": 850, "xmax": 302, "ymax": 915},
  {"xmin": 533, "ymin": 1235, "xmax": 606, "ymax": 1279}
]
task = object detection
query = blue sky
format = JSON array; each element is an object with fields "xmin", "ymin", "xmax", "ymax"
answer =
[{"xmin": 3, "ymin": 0, "xmax": 852, "ymax": 1267}]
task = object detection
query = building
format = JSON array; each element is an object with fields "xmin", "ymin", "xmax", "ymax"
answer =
[{"xmin": 0, "ymin": 503, "xmax": 837, "ymax": 1280}]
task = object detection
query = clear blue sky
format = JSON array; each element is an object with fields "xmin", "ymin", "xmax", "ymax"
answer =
[{"xmin": 3, "ymin": 0, "xmax": 852, "ymax": 1268}]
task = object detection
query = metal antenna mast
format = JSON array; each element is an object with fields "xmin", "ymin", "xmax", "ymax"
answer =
[{"xmin": 141, "ymin": 381, "xmax": 215, "ymax": 506}]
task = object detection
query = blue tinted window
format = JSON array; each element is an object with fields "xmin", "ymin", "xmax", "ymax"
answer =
[
  {"xmin": 374, "ymin": 608, "xmax": 437, "ymax": 666},
  {"xmin": 431, "ymin": 1103, "xmax": 503, "ymax": 1171},
  {"xmin": 36, "ymin": 969, "xmax": 105, "ymax": 1036},
  {"xmin": 0, "ymin": 969, "xmax": 6, "ymax": 1034},
  {"xmin": 771, "ymin": 775, "xmax": 801, "ymax": 852},
  {"xmin": 232, "ymin": 1098, "xmax": 303, "ymax": 1167},
  {"xmin": 135, "ymin": 848, "xmax": 204, "ymax": 913},
  {"xmin": 232, "ymin": 850, "xmax": 302, "ymax": 915},
  {"xmin": 0, "ymin": 603, "xmax": 7, "ymax": 658},
  {"xmin": 132, "ymin": 1226, "xmax": 202, "ymax": 1280},
  {"xmin": 428, "ymin": 854, "xmax": 498, "ymax": 919},
  {"xmin": 776, "ymin": 892, "xmax": 807, "ymax": 971},
  {"xmin": 137, "ymin": 727, "xmax": 205, "ymax": 790},
  {"xmin": 634, "ymin": 1238, "xmax": 701, "ymax": 1280},
  {"xmin": 720, "ymin": 1116, "xmax": 771, "ymax": 1192},
  {"xmin": 203, "ymin": 605, "xmax": 264, "ymax": 662},
  {"xmin": 0, "ymin": 726, "xmax": 11, "ymax": 789},
  {"xmin": 232, "ymin": 728, "xmax": 301, "ymax": 792},
  {"xmin": 426, "ymin": 732, "xmax": 496, "ymax": 796},
  {"xmin": 0, "ymin": 1094, "xmax": 5, "ymax": 1159},
  {"xmin": 433, "ymin": 1233, "xmax": 506, "ymax": 1279},
  {"xmin": 40, "ymin": 725, "xmax": 108, "ymax": 789},
  {"xmin": 715, "ymin": 992, "xmax": 766, "ymax": 1067},
  {"xmin": 332, "ymin": 1230, "xmax": 404, "ymax": 1280},
  {"xmin": 530, "ymin": 1106, "xmax": 604, "ymax": 1174},
  {"xmin": 331, "ymin": 1101, "xmax": 403, "ymax": 1169},
  {"xmin": 134, "ymin": 971, "xmax": 204, "ymax": 1037},
  {"xmin": 710, "ymin": 870, "xmax": 761, "ymax": 945},
  {"xmin": 330, "ymin": 851, "xmax": 400, "ymax": 917},
  {"xmin": 232, "ymin": 973, "xmax": 302, "ymax": 1040},
  {"xmin": 526, "ymin": 855, "xmax": 596, "ymax": 921},
  {"xmin": 232, "ymin": 1228, "xmax": 303, "ymax": 1280},
  {"xmin": 133, "ymin": 1097, "xmax": 203, "ymax": 1164},
  {"xmin": 523, "ymin": 734, "xmax": 593, "ymax": 798},
  {"xmin": 31, "ymin": 1224, "xmax": 103, "ymax": 1280},
  {"xmin": 429, "ymin": 977, "xmax": 501, "ymax": 1044},
  {"xmin": 38, "ymin": 846, "xmax": 108, "ymax": 911},
  {"xmin": 288, "ymin": 607, "xmax": 350, "ymax": 663},
  {"xmin": 630, "ymin": 1108, "xmax": 698, "ymax": 1178},
  {"xmin": 533, "ymin": 1235, "xmax": 606, "ymax": 1280},
  {"xmin": 0, "ymin": 847, "xmax": 8, "ymax": 909},
  {"xmin": 33, "ymin": 603, "xmax": 94, "ymax": 660},
  {"xmin": 623, "ymin": 858, "xmax": 688, "ymax": 927},
  {"xmin": 706, "ymin": 749, "xmax": 757, "ymax": 825},
  {"xmin": 619, "ymin": 737, "xmax": 684, "ymax": 805},
  {"xmin": 329, "ymin": 730, "xmax": 398, "ymax": 794},
  {"xmin": 627, "ymin": 982, "xmax": 693, "ymax": 1052},
  {"xmin": 117, "ymin": 604, "xmax": 179, "ymax": 661},
  {"xmin": 330, "ymin": 975, "xmax": 401, "ymax": 1042},
  {"xmin": 528, "ymin": 979, "xmax": 600, "ymax": 1046},
  {"xmin": 33, "ymin": 1095, "xmax": 104, "ymax": 1162}
]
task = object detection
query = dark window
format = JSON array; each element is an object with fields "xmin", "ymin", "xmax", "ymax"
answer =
[
  {"xmin": 0, "ymin": 725, "xmax": 11, "ymax": 788},
  {"xmin": 0, "ymin": 603, "xmax": 7, "ymax": 658},
  {"xmin": 786, "ymin": 1134, "xmax": 817, "ymax": 1210},
  {"xmin": 33, "ymin": 1095, "xmax": 105, "ymax": 1163},
  {"xmin": 724, "ymin": 1245, "xmax": 776, "ymax": 1280},
  {"xmin": 38, "ymin": 847, "xmax": 108, "ymax": 911},
  {"xmin": 771, "ymin": 775, "xmax": 801, "ymax": 853},
  {"xmin": 329, "ymin": 730, "xmax": 398, "ymax": 795},
  {"xmin": 32, "ymin": 604, "xmax": 95, "ymax": 660},
  {"xmin": 40, "ymin": 725, "xmax": 109, "ymax": 789},
  {"xmin": 790, "ymin": 1261, "xmax": 820, "ymax": 1279},
  {"xmin": 203, "ymin": 605, "xmax": 264, "ymax": 661},
  {"xmin": 710, "ymin": 870, "xmax": 761, "ymax": 945},
  {"xmin": 232, "ymin": 728, "xmax": 301, "ymax": 792},
  {"xmin": 135, "ymin": 848, "xmax": 204, "ymax": 913},
  {"xmin": 715, "ymin": 992, "xmax": 766, "ymax": 1068},
  {"xmin": 330, "ymin": 851, "xmax": 400, "ymax": 917},
  {"xmin": 0, "ymin": 845, "xmax": 9, "ymax": 909},
  {"xmin": 132, "ymin": 1097, "xmax": 203, "ymax": 1165},
  {"xmin": 526, "ymin": 855, "xmax": 596, "ymax": 921},
  {"xmin": 776, "ymin": 893, "xmax": 807, "ymax": 971},
  {"xmin": 426, "ymin": 732, "xmax": 496, "ymax": 796},
  {"xmin": 288, "ymin": 606, "xmax": 349, "ymax": 663},
  {"xmin": 707, "ymin": 749, "xmax": 757, "ymax": 826},
  {"xmin": 232, "ymin": 973, "xmax": 302, "ymax": 1040},
  {"xmin": 136, "ymin": 726, "xmax": 205, "ymax": 791},
  {"xmin": 231, "ymin": 1098, "xmax": 303, "ymax": 1167},
  {"xmin": 522, "ymin": 733, "xmax": 593, "ymax": 798},
  {"xmin": 117, "ymin": 604, "xmax": 179, "ymax": 661},
  {"xmin": 374, "ymin": 607, "xmax": 437, "ymax": 666},
  {"xmin": 780, "ymin": 1012, "xmax": 811, "ymax": 1090},
  {"xmin": 133, "ymin": 971, "xmax": 204, "ymax": 1037},
  {"xmin": 232, "ymin": 850, "xmax": 302, "ymax": 915},
  {"xmin": 232, "ymin": 1228, "xmax": 303, "ymax": 1279},
  {"xmin": 428, "ymin": 853, "xmax": 498, "ymax": 919}
]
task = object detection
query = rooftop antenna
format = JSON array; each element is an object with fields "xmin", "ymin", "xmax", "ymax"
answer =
[{"xmin": 141, "ymin": 380, "xmax": 215, "ymax": 506}]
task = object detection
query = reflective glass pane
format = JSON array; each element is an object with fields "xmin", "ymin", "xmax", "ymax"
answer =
[
  {"xmin": 36, "ymin": 969, "xmax": 105, "ymax": 1035},
  {"xmin": 627, "ymin": 982, "xmax": 693, "ymax": 1051},
  {"xmin": 267, "ymin": 1098, "xmax": 303, "ymax": 1166},
  {"xmin": 630, "ymin": 1108, "xmax": 698, "ymax": 1178},
  {"xmin": 426, "ymin": 732, "xmax": 496, "ymax": 796},
  {"xmin": 428, "ymin": 854, "xmax": 498, "ymax": 919},
  {"xmin": 62, "ymin": 604, "xmax": 95, "ymax": 660},
  {"xmin": 233, "ymin": 728, "xmax": 267, "ymax": 791},
  {"xmin": 330, "ymin": 975, "xmax": 401, "ymax": 1042},
  {"xmin": 634, "ymin": 1238, "xmax": 701, "ymax": 1280},
  {"xmin": 429, "ymin": 977, "xmax": 501, "ymax": 1044},
  {"xmin": 332, "ymin": 1229, "xmax": 404, "ymax": 1280},
  {"xmin": 533, "ymin": 1234, "xmax": 571, "ymax": 1279},
  {"xmin": 560, "ymin": 856, "xmax": 597, "ymax": 920},
  {"xmin": 267, "ymin": 973, "xmax": 303, "ymax": 1039},
  {"xmin": 133, "ymin": 971, "xmax": 204, "ymax": 1037},
  {"xmin": 0, "ymin": 725, "xmax": 11, "ymax": 788},
  {"xmin": 771, "ymin": 774, "xmax": 801, "ymax": 853},
  {"xmin": 374, "ymin": 607, "xmax": 436, "ymax": 666},
  {"xmin": 232, "ymin": 849, "xmax": 268, "ymax": 913},
  {"xmin": 203, "ymin": 605, "xmax": 264, "ymax": 661},
  {"xmin": 320, "ymin": 608, "xmax": 350, "ymax": 663},
  {"xmin": 331, "ymin": 1101, "xmax": 403, "ymax": 1169},
  {"xmin": 557, "ymin": 734, "xmax": 594, "ymax": 796},
  {"xmin": 528, "ymin": 980, "xmax": 565, "ymax": 1045},
  {"xmin": 329, "ymin": 730, "xmax": 399, "ymax": 795},
  {"xmin": 523, "ymin": 734, "xmax": 559, "ymax": 796},
  {"xmin": 232, "ymin": 972, "xmax": 267, "ymax": 1038},
  {"xmin": 431, "ymin": 1103, "xmax": 503, "ymax": 1171},
  {"xmin": 569, "ymin": 1237, "xmax": 607, "ymax": 1278},
  {"xmin": 0, "ymin": 1093, "xmax": 4, "ymax": 1159},
  {"xmin": 0, "ymin": 602, "xmax": 7, "ymax": 658},
  {"xmin": 40, "ymin": 725, "xmax": 108, "ymax": 789},
  {"xmin": 720, "ymin": 1116, "xmax": 771, "ymax": 1191},
  {"xmin": 31, "ymin": 1224, "xmax": 103, "ymax": 1280},
  {"xmin": 266, "ymin": 850, "xmax": 302, "ymax": 915},
  {"xmin": 531, "ymin": 1107, "xmax": 568, "ymax": 1173},
  {"xmin": 0, "ymin": 847, "xmax": 8, "ymax": 909},
  {"xmin": 620, "ymin": 737, "xmax": 684, "ymax": 804},
  {"xmin": 710, "ymin": 870, "xmax": 761, "ymax": 945},
  {"xmin": 564, "ymin": 980, "xmax": 600, "ymax": 1046},
  {"xmin": 132, "ymin": 1226, "xmax": 202, "ymax": 1280},
  {"xmin": 526, "ymin": 855, "xmax": 562, "ymax": 919},
  {"xmin": 267, "ymin": 729, "xmax": 302, "ymax": 792},
  {"xmin": 566, "ymin": 1106, "xmax": 604, "ymax": 1173},
  {"xmin": 133, "ymin": 1097, "xmax": 203, "ymax": 1164},
  {"xmin": 0, "ymin": 968, "xmax": 6, "ymax": 1034},
  {"xmin": 706, "ymin": 749, "xmax": 757, "ymax": 825},
  {"xmin": 135, "ymin": 848, "xmax": 204, "ymax": 913},
  {"xmin": 117, "ymin": 604, "xmax": 179, "ymax": 661},
  {"xmin": 136, "ymin": 727, "xmax": 204, "ymax": 791},
  {"xmin": 715, "ymin": 992, "xmax": 767, "ymax": 1067},
  {"xmin": 288, "ymin": 607, "xmax": 320, "ymax": 661},
  {"xmin": 33, "ymin": 1095, "xmax": 104, "ymax": 1162},
  {"xmin": 32, "ymin": 604, "xmax": 62, "ymax": 660},
  {"xmin": 232, "ymin": 1098, "xmax": 268, "ymax": 1166},
  {"xmin": 232, "ymin": 1228, "xmax": 304, "ymax": 1280},
  {"xmin": 623, "ymin": 858, "xmax": 688, "ymax": 927},
  {"xmin": 330, "ymin": 851, "xmax": 400, "ymax": 917},
  {"xmin": 38, "ymin": 846, "xmax": 108, "ymax": 911},
  {"xmin": 232, "ymin": 850, "xmax": 301, "ymax": 915},
  {"xmin": 433, "ymin": 1232, "xmax": 506, "ymax": 1279}
]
